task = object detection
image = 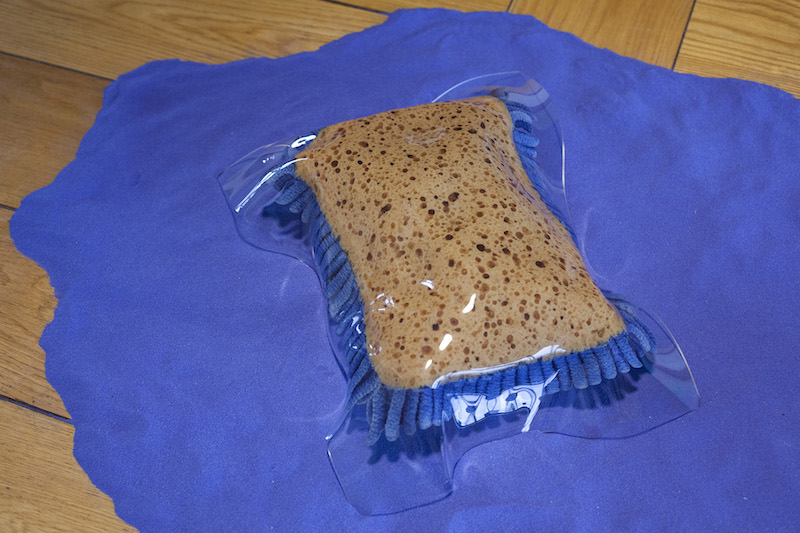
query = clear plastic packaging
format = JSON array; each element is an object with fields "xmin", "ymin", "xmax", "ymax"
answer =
[{"xmin": 218, "ymin": 73, "xmax": 699, "ymax": 515}]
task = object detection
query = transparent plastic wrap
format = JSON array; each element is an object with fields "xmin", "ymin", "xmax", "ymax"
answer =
[{"xmin": 218, "ymin": 73, "xmax": 699, "ymax": 515}]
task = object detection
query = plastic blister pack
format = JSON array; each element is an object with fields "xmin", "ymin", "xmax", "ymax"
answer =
[{"xmin": 218, "ymin": 73, "xmax": 699, "ymax": 515}]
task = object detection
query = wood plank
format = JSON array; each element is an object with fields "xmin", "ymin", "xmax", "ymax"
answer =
[
  {"xmin": 0, "ymin": 54, "xmax": 107, "ymax": 209},
  {"xmin": 674, "ymin": 0, "xmax": 800, "ymax": 97},
  {"xmin": 0, "ymin": 209, "xmax": 66, "ymax": 418},
  {"xmin": 0, "ymin": 400, "xmax": 134, "ymax": 532},
  {"xmin": 339, "ymin": 0, "xmax": 508, "ymax": 13},
  {"xmin": 510, "ymin": 0, "xmax": 694, "ymax": 68},
  {"xmin": 0, "ymin": 0, "xmax": 386, "ymax": 80}
]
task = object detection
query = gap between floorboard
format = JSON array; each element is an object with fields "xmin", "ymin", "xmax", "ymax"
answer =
[
  {"xmin": 320, "ymin": 0, "xmax": 388, "ymax": 15},
  {"xmin": 0, "ymin": 394, "xmax": 72, "ymax": 424},
  {"xmin": 671, "ymin": 0, "xmax": 697, "ymax": 70},
  {"xmin": 0, "ymin": 50, "xmax": 113, "ymax": 82}
]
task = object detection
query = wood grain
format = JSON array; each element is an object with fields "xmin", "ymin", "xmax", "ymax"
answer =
[
  {"xmin": 674, "ymin": 0, "xmax": 800, "ymax": 97},
  {"xmin": 339, "ymin": 0, "xmax": 509, "ymax": 13},
  {"xmin": 510, "ymin": 0, "xmax": 694, "ymax": 68},
  {"xmin": 0, "ymin": 0, "xmax": 386, "ymax": 80},
  {"xmin": 0, "ymin": 54, "xmax": 107, "ymax": 209},
  {"xmin": 0, "ymin": 400, "xmax": 134, "ymax": 531},
  {"xmin": 0, "ymin": 209, "xmax": 65, "ymax": 418}
]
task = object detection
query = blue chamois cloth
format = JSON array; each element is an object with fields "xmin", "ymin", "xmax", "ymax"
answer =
[{"xmin": 10, "ymin": 8, "xmax": 800, "ymax": 531}]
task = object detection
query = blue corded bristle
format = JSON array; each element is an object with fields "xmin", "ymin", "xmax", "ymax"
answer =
[
  {"xmin": 300, "ymin": 196, "xmax": 318, "ymax": 223},
  {"xmin": 401, "ymin": 390, "xmax": 420, "ymax": 435},
  {"xmin": 327, "ymin": 279, "xmax": 352, "ymax": 318},
  {"xmin": 348, "ymin": 355, "xmax": 373, "ymax": 392},
  {"xmin": 347, "ymin": 372, "xmax": 380, "ymax": 412},
  {"xmin": 619, "ymin": 336, "xmax": 644, "ymax": 369},
  {"xmin": 553, "ymin": 356, "xmax": 572, "ymax": 390},
  {"xmin": 347, "ymin": 345, "xmax": 367, "ymax": 376},
  {"xmin": 514, "ymin": 131, "xmax": 539, "ymax": 148},
  {"xmin": 308, "ymin": 208, "xmax": 323, "ymax": 240},
  {"xmin": 463, "ymin": 376, "xmax": 478, "ymax": 395},
  {"xmin": 528, "ymin": 360, "xmax": 545, "ymax": 389},
  {"xmin": 331, "ymin": 282, "xmax": 359, "ymax": 322},
  {"xmin": 596, "ymin": 346, "xmax": 618, "ymax": 380},
  {"xmin": 343, "ymin": 331, "xmax": 363, "ymax": 370},
  {"xmin": 384, "ymin": 389, "xmax": 406, "ymax": 442},
  {"xmin": 418, "ymin": 390, "xmax": 434, "ymax": 430},
  {"xmin": 509, "ymin": 108, "xmax": 534, "ymax": 132},
  {"xmin": 314, "ymin": 221, "xmax": 332, "ymax": 248},
  {"xmin": 609, "ymin": 337, "xmax": 632, "ymax": 373},
  {"xmin": 287, "ymin": 188, "xmax": 313, "ymax": 213},
  {"xmin": 367, "ymin": 389, "xmax": 388, "ymax": 445},
  {"xmin": 487, "ymin": 370, "xmax": 503, "ymax": 399},
  {"xmin": 475, "ymin": 376, "xmax": 490, "ymax": 396},
  {"xmin": 582, "ymin": 350, "xmax": 603, "ymax": 387},
  {"xmin": 500, "ymin": 366, "xmax": 516, "ymax": 394},
  {"xmin": 313, "ymin": 233, "xmax": 334, "ymax": 262},
  {"xmin": 310, "ymin": 224, "xmax": 325, "ymax": 254},
  {"xmin": 325, "ymin": 259, "xmax": 353, "ymax": 298},
  {"xmin": 627, "ymin": 315, "xmax": 656, "ymax": 354},
  {"xmin": 320, "ymin": 245, "xmax": 346, "ymax": 280},
  {"xmin": 365, "ymin": 393, "xmax": 373, "ymax": 427},
  {"xmin": 274, "ymin": 180, "xmax": 307, "ymax": 205},
  {"xmin": 341, "ymin": 284, "xmax": 359, "ymax": 315},
  {"xmin": 566, "ymin": 352, "xmax": 588, "ymax": 389},
  {"xmin": 516, "ymin": 143, "xmax": 538, "ymax": 161}
]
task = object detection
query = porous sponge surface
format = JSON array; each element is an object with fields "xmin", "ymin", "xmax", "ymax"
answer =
[{"xmin": 295, "ymin": 96, "xmax": 624, "ymax": 389}]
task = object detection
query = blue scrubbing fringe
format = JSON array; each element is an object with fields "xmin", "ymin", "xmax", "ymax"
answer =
[{"xmin": 266, "ymin": 99, "xmax": 651, "ymax": 445}]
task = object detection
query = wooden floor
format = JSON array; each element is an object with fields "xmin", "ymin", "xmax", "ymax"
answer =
[{"xmin": 0, "ymin": 0, "xmax": 797, "ymax": 530}]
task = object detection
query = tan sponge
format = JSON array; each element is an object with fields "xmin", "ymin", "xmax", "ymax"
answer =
[{"xmin": 294, "ymin": 96, "xmax": 624, "ymax": 389}]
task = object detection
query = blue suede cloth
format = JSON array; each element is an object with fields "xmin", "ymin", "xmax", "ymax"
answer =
[{"xmin": 10, "ymin": 8, "xmax": 800, "ymax": 531}]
